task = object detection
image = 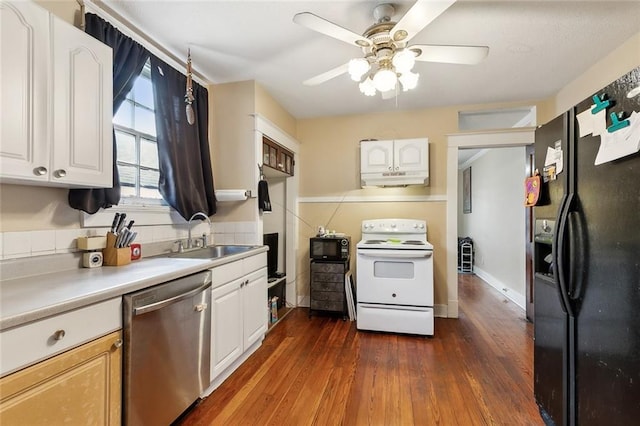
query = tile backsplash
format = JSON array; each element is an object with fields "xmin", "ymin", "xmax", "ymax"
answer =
[{"xmin": 0, "ymin": 221, "xmax": 260, "ymax": 261}]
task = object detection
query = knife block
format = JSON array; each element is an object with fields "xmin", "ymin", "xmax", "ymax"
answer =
[{"xmin": 103, "ymin": 232, "xmax": 131, "ymax": 266}]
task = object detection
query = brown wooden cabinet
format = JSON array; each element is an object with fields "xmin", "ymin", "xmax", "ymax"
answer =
[
  {"xmin": 0, "ymin": 331, "xmax": 122, "ymax": 425},
  {"xmin": 309, "ymin": 261, "xmax": 347, "ymax": 317},
  {"xmin": 262, "ymin": 136, "xmax": 294, "ymax": 176}
]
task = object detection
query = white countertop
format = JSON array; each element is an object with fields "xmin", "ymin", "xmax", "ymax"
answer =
[{"xmin": 0, "ymin": 246, "xmax": 267, "ymax": 331}]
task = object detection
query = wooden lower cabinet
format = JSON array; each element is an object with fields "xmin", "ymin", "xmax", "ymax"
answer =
[{"xmin": 0, "ymin": 331, "xmax": 122, "ymax": 425}]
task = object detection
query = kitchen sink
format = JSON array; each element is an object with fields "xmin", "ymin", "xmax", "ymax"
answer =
[{"xmin": 169, "ymin": 245, "xmax": 257, "ymax": 259}]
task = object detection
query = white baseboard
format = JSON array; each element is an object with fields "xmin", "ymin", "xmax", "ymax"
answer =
[
  {"xmin": 434, "ymin": 304, "xmax": 448, "ymax": 318},
  {"xmin": 446, "ymin": 300, "xmax": 459, "ymax": 318},
  {"xmin": 473, "ymin": 267, "xmax": 525, "ymax": 310},
  {"xmin": 298, "ymin": 295, "xmax": 310, "ymax": 307}
]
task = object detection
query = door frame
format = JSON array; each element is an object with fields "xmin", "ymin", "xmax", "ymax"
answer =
[{"xmin": 446, "ymin": 128, "xmax": 535, "ymax": 318}]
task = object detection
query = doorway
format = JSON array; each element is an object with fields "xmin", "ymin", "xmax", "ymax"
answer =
[
  {"xmin": 456, "ymin": 146, "xmax": 529, "ymax": 310},
  {"xmin": 446, "ymin": 129, "xmax": 535, "ymax": 318}
]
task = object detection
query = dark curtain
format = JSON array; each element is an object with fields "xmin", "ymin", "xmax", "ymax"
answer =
[
  {"xmin": 68, "ymin": 13, "xmax": 150, "ymax": 214},
  {"xmin": 150, "ymin": 56, "xmax": 217, "ymax": 220}
]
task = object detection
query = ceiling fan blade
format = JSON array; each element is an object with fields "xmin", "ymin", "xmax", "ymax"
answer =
[
  {"xmin": 303, "ymin": 62, "xmax": 350, "ymax": 86},
  {"xmin": 410, "ymin": 44, "xmax": 489, "ymax": 64},
  {"xmin": 294, "ymin": 12, "xmax": 371, "ymax": 48},
  {"xmin": 391, "ymin": 0, "xmax": 457, "ymax": 44}
]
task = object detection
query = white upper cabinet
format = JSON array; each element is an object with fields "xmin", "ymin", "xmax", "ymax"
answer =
[
  {"xmin": 0, "ymin": 0, "xmax": 113, "ymax": 188},
  {"xmin": 360, "ymin": 138, "xmax": 429, "ymax": 186},
  {"xmin": 393, "ymin": 138, "xmax": 428, "ymax": 172},
  {"xmin": 0, "ymin": 1, "xmax": 50, "ymax": 183}
]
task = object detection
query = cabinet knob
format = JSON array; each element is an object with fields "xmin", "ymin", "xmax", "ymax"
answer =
[
  {"xmin": 33, "ymin": 166, "xmax": 48, "ymax": 176},
  {"xmin": 112, "ymin": 339, "xmax": 123, "ymax": 349},
  {"xmin": 194, "ymin": 303, "xmax": 208, "ymax": 312},
  {"xmin": 53, "ymin": 329, "xmax": 66, "ymax": 341},
  {"xmin": 388, "ymin": 166, "xmax": 392, "ymax": 171},
  {"xmin": 395, "ymin": 166, "xmax": 399, "ymax": 171},
  {"xmin": 53, "ymin": 169, "xmax": 67, "ymax": 178}
]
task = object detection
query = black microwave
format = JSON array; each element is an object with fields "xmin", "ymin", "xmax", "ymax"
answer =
[{"xmin": 310, "ymin": 236, "xmax": 350, "ymax": 261}]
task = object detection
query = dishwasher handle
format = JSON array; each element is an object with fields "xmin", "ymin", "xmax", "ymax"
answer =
[{"xmin": 134, "ymin": 281, "xmax": 211, "ymax": 316}]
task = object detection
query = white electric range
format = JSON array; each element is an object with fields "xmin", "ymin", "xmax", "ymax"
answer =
[{"xmin": 356, "ymin": 218, "xmax": 434, "ymax": 336}]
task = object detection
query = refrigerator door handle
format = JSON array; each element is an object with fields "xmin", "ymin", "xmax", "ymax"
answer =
[
  {"xmin": 567, "ymin": 209, "xmax": 586, "ymax": 303},
  {"xmin": 554, "ymin": 192, "xmax": 575, "ymax": 317}
]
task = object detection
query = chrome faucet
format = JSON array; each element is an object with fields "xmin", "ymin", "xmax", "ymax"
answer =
[{"xmin": 187, "ymin": 212, "xmax": 212, "ymax": 249}]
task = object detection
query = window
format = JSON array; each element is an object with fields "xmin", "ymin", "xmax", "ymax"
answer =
[{"xmin": 113, "ymin": 60, "xmax": 163, "ymax": 203}]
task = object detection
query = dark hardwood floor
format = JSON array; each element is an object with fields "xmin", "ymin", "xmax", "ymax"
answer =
[{"xmin": 179, "ymin": 274, "xmax": 543, "ymax": 425}]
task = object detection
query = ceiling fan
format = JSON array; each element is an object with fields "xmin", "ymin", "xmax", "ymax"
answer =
[{"xmin": 293, "ymin": 0, "xmax": 489, "ymax": 97}]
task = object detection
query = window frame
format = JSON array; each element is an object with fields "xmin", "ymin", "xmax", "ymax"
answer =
[{"xmin": 112, "ymin": 60, "xmax": 164, "ymax": 206}]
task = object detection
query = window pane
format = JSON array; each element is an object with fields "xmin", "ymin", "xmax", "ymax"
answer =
[
  {"xmin": 140, "ymin": 168, "xmax": 159, "ymax": 190},
  {"xmin": 134, "ymin": 76, "xmax": 154, "ymax": 109},
  {"xmin": 115, "ymin": 131, "xmax": 136, "ymax": 164},
  {"xmin": 140, "ymin": 139, "xmax": 159, "ymax": 169},
  {"xmin": 113, "ymin": 100, "xmax": 133, "ymax": 128},
  {"xmin": 135, "ymin": 106, "xmax": 156, "ymax": 137},
  {"xmin": 120, "ymin": 185, "xmax": 137, "ymax": 198},
  {"xmin": 118, "ymin": 164, "xmax": 138, "ymax": 197},
  {"xmin": 140, "ymin": 187, "xmax": 163, "ymax": 199}
]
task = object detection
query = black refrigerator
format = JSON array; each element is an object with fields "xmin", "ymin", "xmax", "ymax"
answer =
[{"xmin": 533, "ymin": 66, "xmax": 640, "ymax": 426}]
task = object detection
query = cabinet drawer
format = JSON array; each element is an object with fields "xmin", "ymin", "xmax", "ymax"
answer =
[
  {"xmin": 311, "ymin": 262, "xmax": 345, "ymax": 273},
  {"xmin": 0, "ymin": 298, "xmax": 121, "ymax": 377},
  {"xmin": 310, "ymin": 299, "xmax": 344, "ymax": 312},
  {"xmin": 311, "ymin": 290, "xmax": 344, "ymax": 302},
  {"xmin": 211, "ymin": 260, "xmax": 244, "ymax": 288},
  {"xmin": 311, "ymin": 272, "xmax": 344, "ymax": 283},
  {"xmin": 310, "ymin": 280, "xmax": 343, "ymax": 292},
  {"xmin": 244, "ymin": 252, "xmax": 267, "ymax": 275}
]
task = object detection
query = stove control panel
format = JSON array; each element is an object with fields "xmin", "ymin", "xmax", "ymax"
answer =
[{"xmin": 361, "ymin": 219, "xmax": 427, "ymax": 234}]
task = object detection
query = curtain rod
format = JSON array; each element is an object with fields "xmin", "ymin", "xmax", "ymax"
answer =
[{"xmin": 78, "ymin": 0, "xmax": 211, "ymax": 86}]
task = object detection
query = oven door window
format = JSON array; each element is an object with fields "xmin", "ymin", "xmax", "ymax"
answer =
[{"xmin": 373, "ymin": 261, "xmax": 414, "ymax": 279}]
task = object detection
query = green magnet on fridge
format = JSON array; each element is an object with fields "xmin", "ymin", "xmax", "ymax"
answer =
[
  {"xmin": 607, "ymin": 112, "xmax": 630, "ymax": 133},
  {"xmin": 591, "ymin": 94, "xmax": 611, "ymax": 114}
]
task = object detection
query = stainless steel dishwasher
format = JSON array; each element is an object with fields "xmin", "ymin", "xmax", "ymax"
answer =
[{"xmin": 123, "ymin": 270, "xmax": 211, "ymax": 426}]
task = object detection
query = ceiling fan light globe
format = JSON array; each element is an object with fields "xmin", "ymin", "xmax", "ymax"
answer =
[
  {"xmin": 348, "ymin": 58, "xmax": 370, "ymax": 81},
  {"xmin": 359, "ymin": 77, "xmax": 376, "ymax": 96},
  {"xmin": 392, "ymin": 49, "xmax": 416, "ymax": 73},
  {"xmin": 399, "ymin": 71, "xmax": 419, "ymax": 91},
  {"xmin": 373, "ymin": 68, "xmax": 397, "ymax": 92}
]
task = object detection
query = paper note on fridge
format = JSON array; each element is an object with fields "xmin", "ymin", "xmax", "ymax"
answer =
[
  {"xmin": 577, "ymin": 108, "xmax": 607, "ymax": 137},
  {"xmin": 594, "ymin": 111, "xmax": 640, "ymax": 165},
  {"xmin": 544, "ymin": 144, "xmax": 563, "ymax": 174}
]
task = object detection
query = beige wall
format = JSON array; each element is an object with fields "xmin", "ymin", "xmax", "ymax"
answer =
[
  {"xmin": 294, "ymin": 100, "xmax": 542, "ymax": 307},
  {"xmin": 555, "ymin": 31, "xmax": 640, "ymax": 117},
  {"xmin": 209, "ymin": 81, "xmax": 258, "ymax": 222},
  {"xmin": 255, "ymin": 83, "xmax": 297, "ymax": 137}
]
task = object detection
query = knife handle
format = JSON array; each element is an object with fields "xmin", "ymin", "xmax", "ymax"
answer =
[{"xmin": 110, "ymin": 213, "xmax": 120, "ymax": 233}]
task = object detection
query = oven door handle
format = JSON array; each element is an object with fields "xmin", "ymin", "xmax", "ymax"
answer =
[{"xmin": 358, "ymin": 251, "xmax": 432, "ymax": 259}]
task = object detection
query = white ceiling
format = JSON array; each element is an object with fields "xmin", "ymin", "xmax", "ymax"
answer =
[{"xmin": 99, "ymin": 0, "xmax": 640, "ymax": 119}]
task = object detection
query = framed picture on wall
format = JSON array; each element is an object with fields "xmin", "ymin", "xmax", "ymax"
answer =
[{"xmin": 463, "ymin": 167, "xmax": 472, "ymax": 214}]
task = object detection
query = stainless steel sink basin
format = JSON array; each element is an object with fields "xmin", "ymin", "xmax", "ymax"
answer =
[{"xmin": 169, "ymin": 245, "xmax": 257, "ymax": 259}]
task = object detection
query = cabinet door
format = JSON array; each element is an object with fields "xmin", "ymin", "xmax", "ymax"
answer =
[
  {"xmin": 242, "ymin": 268, "xmax": 268, "ymax": 350},
  {"xmin": 210, "ymin": 279, "xmax": 243, "ymax": 381},
  {"xmin": 393, "ymin": 138, "xmax": 428, "ymax": 172},
  {"xmin": 51, "ymin": 15, "xmax": 113, "ymax": 187},
  {"xmin": 0, "ymin": 331, "xmax": 122, "ymax": 426},
  {"xmin": 0, "ymin": 1, "xmax": 50, "ymax": 183},
  {"xmin": 360, "ymin": 140, "xmax": 393, "ymax": 173}
]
